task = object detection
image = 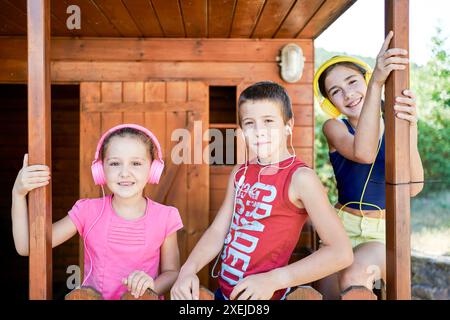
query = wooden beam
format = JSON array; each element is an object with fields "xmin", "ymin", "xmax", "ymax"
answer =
[
  {"xmin": 0, "ymin": 37, "xmax": 313, "ymax": 62},
  {"xmin": 27, "ymin": 0, "xmax": 52, "ymax": 300},
  {"xmin": 384, "ymin": 0, "xmax": 411, "ymax": 300},
  {"xmin": 297, "ymin": 0, "xmax": 356, "ymax": 39}
]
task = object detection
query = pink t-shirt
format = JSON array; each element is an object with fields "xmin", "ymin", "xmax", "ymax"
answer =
[{"xmin": 68, "ymin": 194, "xmax": 183, "ymax": 300}]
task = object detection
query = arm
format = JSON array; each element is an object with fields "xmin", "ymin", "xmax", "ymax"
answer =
[
  {"xmin": 153, "ymin": 232, "xmax": 180, "ymax": 295},
  {"xmin": 170, "ymin": 164, "xmax": 241, "ymax": 299},
  {"xmin": 230, "ymin": 168, "xmax": 353, "ymax": 300},
  {"xmin": 393, "ymin": 90, "xmax": 424, "ymax": 196},
  {"xmin": 12, "ymin": 154, "xmax": 77, "ymax": 256},
  {"xmin": 123, "ymin": 232, "xmax": 181, "ymax": 298}
]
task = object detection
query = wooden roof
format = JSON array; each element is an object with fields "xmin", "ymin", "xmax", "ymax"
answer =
[{"xmin": 0, "ymin": 0, "xmax": 356, "ymax": 39}]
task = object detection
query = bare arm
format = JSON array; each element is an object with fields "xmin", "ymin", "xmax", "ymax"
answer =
[
  {"xmin": 229, "ymin": 168, "xmax": 353, "ymax": 300},
  {"xmin": 11, "ymin": 154, "xmax": 77, "ymax": 256},
  {"xmin": 170, "ymin": 164, "xmax": 241, "ymax": 299},
  {"xmin": 154, "ymin": 232, "xmax": 181, "ymax": 294},
  {"xmin": 269, "ymin": 168, "xmax": 353, "ymax": 288},
  {"xmin": 393, "ymin": 90, "xmax": 424, "ymax": 196}
]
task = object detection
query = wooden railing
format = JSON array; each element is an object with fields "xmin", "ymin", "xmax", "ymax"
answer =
[{"xmin": 65, "ymin": 284, "xmax": 385, "ymax": 300}]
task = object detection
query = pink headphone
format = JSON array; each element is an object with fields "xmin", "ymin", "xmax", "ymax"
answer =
[{"xmin": 91, "ymin": 124, "xmax": 164, "ymax": 185}]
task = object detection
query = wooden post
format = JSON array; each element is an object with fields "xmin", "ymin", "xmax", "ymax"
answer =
[
  {"xmin": 384, "ymin": 0, "xmax": 411, "ymax": 300},
  {"xmin": 27, "ymin": 0, "xmax": 52, "ymax": 299}
]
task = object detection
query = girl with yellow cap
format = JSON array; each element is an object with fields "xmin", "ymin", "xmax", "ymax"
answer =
[{"xmin": 314, "ymin": 31, "xmax": 424, "ymax": 299}]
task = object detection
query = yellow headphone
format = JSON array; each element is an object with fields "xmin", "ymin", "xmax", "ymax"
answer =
[{"xmin": 313, "ymin": 56, "xmax": 373, "ymax": 118}]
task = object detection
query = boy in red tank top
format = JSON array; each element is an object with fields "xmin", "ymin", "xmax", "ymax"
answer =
[{"xmin": 171, "ymin": 81, "xmax": 353, "ymax": 300}]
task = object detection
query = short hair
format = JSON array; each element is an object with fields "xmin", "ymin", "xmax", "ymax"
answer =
[
  {"xmin": 318, "ymin": 61, "xmax": 367, "ymax": 99},
  {"xmin": 101, "ymin": 127, "xmax": 154, "ymax": 161},
  {"xmin": 237, "ymin": 81, "xmax": 293, "ymax": 124}
]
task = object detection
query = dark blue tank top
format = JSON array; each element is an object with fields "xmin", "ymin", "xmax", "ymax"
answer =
[{"xmin": 329, "ymin": 118, "xmax": 386, "ymax": 210}]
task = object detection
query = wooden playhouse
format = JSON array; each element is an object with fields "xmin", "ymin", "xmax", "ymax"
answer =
[{"xmin": 0, "ymin": 0, "xmax": 413, "ymax": 300}]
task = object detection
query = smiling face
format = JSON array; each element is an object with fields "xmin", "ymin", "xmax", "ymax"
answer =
[
  {"xmin": 324, "ymin": 65, "xmax": 368, "ymax": 119},
  {"xmin": 239, "ymin": 99, "xmax": 290, "ymax": 161},
  {"xmin": 102, "ymin": 135, "xmax": 151, "ymax": 199}
]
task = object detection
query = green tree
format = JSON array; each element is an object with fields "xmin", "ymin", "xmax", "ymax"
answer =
[{"xmin": 411, "ymin": 25, "xmax": 450, "ymax": 194}]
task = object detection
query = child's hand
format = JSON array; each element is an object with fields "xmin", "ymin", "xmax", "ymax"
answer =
[
  {"xmin": 170, "ymin": 273, "xmax": 200, "ymax": 300},
  {"xmin": 394, "ymin": 89, "xmax": 418, "ymax": 126},
  {"xmin": 372, "ymin": 31, "xmax": 409, "ymax": 86},
  {"xmin": 122, "ymin": 271, "xmax": 155, "ymax": 298},
  {"xmin": 12, "ymin": 154, "xmax": 51, "ymax": 198},
  {"xmin": 229, "ymin": 273, "xmax": 277, "ymax": 300}
]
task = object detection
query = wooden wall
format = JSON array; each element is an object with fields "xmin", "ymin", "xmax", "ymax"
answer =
[
  {"xmin": 0, "ymin": 37, "xmax": 316, "ymax": 292},
  {"xmin": 0, "ymin": 84, "xmax": 79, "ymax": 299}
]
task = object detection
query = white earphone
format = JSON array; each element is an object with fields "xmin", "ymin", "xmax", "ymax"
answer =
[{"xmin": 286, "ymin": 125, "xmax": 292, "ymax": 135}]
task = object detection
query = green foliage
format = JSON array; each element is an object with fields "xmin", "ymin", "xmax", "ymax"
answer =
[{"xmin": 411, "ymin": 26, "xmax": 450, "ymax": 194}]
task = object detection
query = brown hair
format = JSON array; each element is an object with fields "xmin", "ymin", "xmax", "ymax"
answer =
[
  {"xmin": 101, "ymin": 127, "xmax": 155, "ymax": 161},
  {"xmin": 237, "ymin": 81, "xmax": 293, "ymax": 125}
]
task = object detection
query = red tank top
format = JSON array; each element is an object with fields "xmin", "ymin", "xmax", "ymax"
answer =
[{"xmin": 218, "ymin": 157, "xmax": 309, "ymax": 300}]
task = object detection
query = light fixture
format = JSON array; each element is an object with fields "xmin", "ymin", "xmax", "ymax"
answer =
[{"xmin": 277, "ymin": 44, "xmax": 305, "ymax": 83}]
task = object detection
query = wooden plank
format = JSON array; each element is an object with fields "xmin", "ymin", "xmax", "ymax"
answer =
[
  {"xmin": 186, "ymin": 81, "xmax": 209, "ymax": 234},
  {"xmin": 166, "ymin": 81, "xmax": 187, "ymax": 102},
  {"xmin": 27, "ymin": 0, "xmax": 52, "ymax": 300},
  {"xmin": 71, "ymin": 0, "xmax": 121, "ymax": 37},
  {"xmin": 151, "ymin": 0, "xmax": 185, "ymax": 37},
  {"xmin": 144, "ymin": 81, "xmax": 166, "ymax": 102},
  {"xmin": 165, "ymin": 111, "xmax": 188, "ymax": 260},
  {"xmin": 297, "ymin": 0, "xmax": 356, "ymax": 39},
  {"xmin": 123, "ymin": 112, "xmax": 144, "ymax": 125},
  {"xmin": 121, "ymin": 0, "xmax": 164, "ymax": 37},
  {"xmin": 292, "ymin": 105, "xmax": 314, "ymax": 126},
  {"xmin": 341, "ymin": 286, "xmax": 377, "ymax": 300},
  {"xmin": 252, "ymin": 0, "xmax": 296, "ymax": 38},
  {"xmin": 275, "ymin": 0, "xmax": 324, "ymax": 38},
  {"xmin": 93, "ymin": 0, "xmax": 142, "ymax": 37},
  {"xmin": 229, "ymin": 0, "xmax": 265, "ymax": 38},
  {"xmin": 210, "ymin": 173, "xmax": 229, "ymax": 190},
  {"xmin": 208, "ymin": 0, "xmax": 236, "ymax": 37},
  {"xmin": 101, "ymin": 112, "xmax": 123, "ymax": 133},
  {"xmin": 151, "ymin": 161, "xmax": 180, "ymax": 203},
  {"xmin": 1, "ymin": 0, "xmax": 28, "ymax": 35},
  {"xmin": 180, "ymin": 0, "xmax": 207, "ymax": 37},
  {"xmin": 384, "ymin": 0, "xmax": 411, "ymax": 300},
  {"xmin": 79, "ymin": 111, "xmax": 102, "ymax": 199},
  {"xmin": 82, "ymin": 101, "xmax": 204, "ymax": 113},
  {"xmin": 292, "ymin": 127, "xmax": 314, "ymax": 148},
  {"xmin": 101, "ymin": 82, "xmax": 122, "ymax": 103},
  {"xmin": 287, "ymin": 286, "xmax": 322, "ymax": 300},
  {"xmin": 50, "ymin": 61, "xmax": 314, "ymax": 83},
  {"xmin": 123, "ymin": 81, "xmax": 144, "ymax": 102},
  {"xmin": 0, "ymin": 38, "xmax": 313, "ymax": 62},
  {"xmin": 188, "ymin": 80, "xmax": 208, "ymax": 102},
  {"xmin": 293, "ymin": 147, "xmax": 313, "ymax": 168},
  {"xmin": 80, "ymin": 82, "xmax": 101, "ymax": 103},
  {"xmin": 0, "ymin": 11, "xmax": 26, "ymax": 34}
]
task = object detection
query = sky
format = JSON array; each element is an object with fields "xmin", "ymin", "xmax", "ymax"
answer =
[{"xmin": 315, "ymin": 0, "xmax": 450, "ymax": 66}]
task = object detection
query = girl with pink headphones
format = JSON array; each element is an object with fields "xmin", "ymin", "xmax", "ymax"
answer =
[
  {"xmin": 11, "ymin": 124, "xmax": 183, "ymax": 299},
  {"xmin": 314, "ymin": 31, "xmax": 424, "ymax": 299}
]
